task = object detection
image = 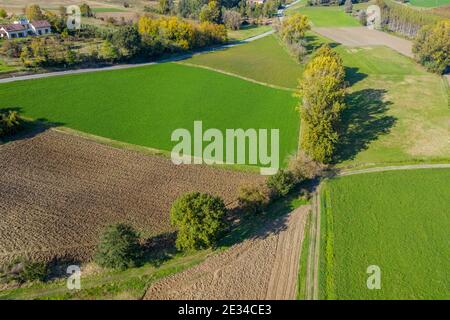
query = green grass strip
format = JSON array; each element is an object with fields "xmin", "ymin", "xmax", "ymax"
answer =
[
  {"xmin": 296, "ymin": 209, "xmax": 311, "ymax": 300},
  {"xmin": 321, "ymin": 186, "xmax": 336, "ymax": 300}
]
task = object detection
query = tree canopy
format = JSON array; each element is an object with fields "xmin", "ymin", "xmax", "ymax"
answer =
[
  {"xmin": 170, "ymin": 192, "xmax": 226, "ymax": 250},
  {"xmin": 299, "ymin": 45, "xmax": 346, "ymax": 163},
  {"xmin": 413, "ymin": 20, "xmax": 450, "ymax": 74}
]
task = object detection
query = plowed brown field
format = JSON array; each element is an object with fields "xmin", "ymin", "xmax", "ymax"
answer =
[
  {"xmin": 144, "ymin": 206, "xmax": 309, "ymax": 300},
  {"xmin": 0, "ymin": 130, "xmax": 263, "ymax": 264}
]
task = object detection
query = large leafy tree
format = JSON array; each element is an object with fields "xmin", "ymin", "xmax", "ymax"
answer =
[
  {"xmin": 95, "ymin": 223, "xmax": 142, "ymax": 270},
  {"xmin": 299, "ymin": 45, "xmax": 346, "ymax": 163},
  {"xmin": 159, "ymin": 0, "xmax": 174, "ymax": 14},
  {"xmin": 170, "ymin": 192, "xmax": 226, "ymax": 250},
  {"xmin": 112, "ymin": 25, "xmax": 142, "ymax": 57},
  {"xmin": 199, "ymin": 1, "xmax": 222, "ymax": 24},
  {"xmin": 413, "ymin": 20, "xmax": 450, "ymax": 75},
  {"xmin": 79, "ymin": 3, "xmax": 93, "ymax": 17},
  {"xmin": 25, "ymin": 4, "xmax": 45, "ymax": 21},
  {"xmin": 279, "ymin": 13, "xmax": 310, "ymax": 44}
]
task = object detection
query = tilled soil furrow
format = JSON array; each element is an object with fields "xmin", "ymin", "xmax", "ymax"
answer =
[{"xmin": 0, "ymin": 130, "xmax": 263, "ymax": 263}]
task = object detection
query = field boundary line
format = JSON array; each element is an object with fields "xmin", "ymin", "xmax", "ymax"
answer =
[
  {"xmin": 338, "ymin": 163, "xmax": 450, "ymax": 176},
  {"xmin": 312, "ymin": 186, "xmax": 321, "ymax": 300},
  {"xmin": 175, "ymin": 62, "xmax": 295, "ymax": 91},
  {"xmin": 51, "ymin": 127, "xmax": 261, "ymax": 176},
  {"xmin": 304, "ymin": 186, "xmax": 321, "ymax": 300}
]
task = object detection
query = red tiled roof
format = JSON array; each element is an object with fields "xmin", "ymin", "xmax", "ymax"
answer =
[
  {"xmin": 31, "ymin": 20, "xmax": 51, "ymax": 28},
  {"xmin": 0, "ymin": 24, "xmax": 26, "ymax": 32}
]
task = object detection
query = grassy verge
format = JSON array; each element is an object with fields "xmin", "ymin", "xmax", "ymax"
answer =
[
  {"xmin": 0, "ymin": 250, "xmax": 210, "ymax": 300},
  {"xmin": 228, "ymin": 24, "xmax": 272, "ymax": 41},
  {"xmin": 320, "ymin": 186, "xmax": 335, "ymax": 300},
  {"xmin": 0, "ymin": 59, "xmax": 19, "ymax": 74},
  {"xmin": 408, "ymin": 0, "xmax": 450, "ymax": 8}
]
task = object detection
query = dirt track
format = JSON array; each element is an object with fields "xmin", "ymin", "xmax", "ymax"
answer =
[
  {"xmin": 313, "ymin": 27, "xmax": 413, "ymax": 58},
  {"xmin": 0, "ymin": 130, "xmax": 263, "ymax": 263},
  {"xmin": 144, "ymin": 206, "xmax": 309, "ymax": 300}
]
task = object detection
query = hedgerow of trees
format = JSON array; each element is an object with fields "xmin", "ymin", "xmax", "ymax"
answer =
[
  {"xmin": 376, "ymin": 0, "xmax": 440, "ymax": 38},
  {"xmin": 299, "ymin": 45, "xmax": 346, "ymax": 163},
  {"xmin": 306, "ymin": 0, "xmax": 369, "ymax": 5},
  {"xmin": 138, "ymin": 15, "xmax": 227, "ymax": 53},
  {"xmin": 277, "ymin": 13, "xmax": 311, "ymax": 62},
  {"xmin": 413, "ymin": 20, "xmax": 450, "ymax": 74}
]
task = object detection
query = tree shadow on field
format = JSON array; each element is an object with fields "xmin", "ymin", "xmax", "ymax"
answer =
[
  {"xmin": 304, "ymin": 34, "xmax": 340, "ymax": 55},
  {"xmin": 345, "ymin": 67, "xmax": 367, "ymax": 86},
  {"xmin": 334, "ymin": 88, "xmax": 397, "ymax": 163},
  {"xmin": 0, "ymin": 107, "xmax": 64, "ymax": 144},
  {"xmin": 218, "ymin": 180, "xmax": 318, "ymax": 249},
  {"xmin": 142, "ymin": 232, "xmax": 178, "ymax": 268}
]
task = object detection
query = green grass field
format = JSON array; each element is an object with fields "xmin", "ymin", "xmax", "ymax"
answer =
[
  {"xmin": 185, "ymin": 32, "xmax": 450, "ymax": 167},
  {"xmin": 333, "ymin": 45, "xmax": 450, "ymax": 167},
  {"xmin": 92, "ymin": 7, "xmax": 127, "ymax": 13},
  {"xmin": 228, "ymin": 24, "xmax": 273, "ymax": 41},
  {"xmin": 0, "ymin": 63, "xmax": 299, "ymax": 166},
  {"xmin": 289, "ymin": 6, "xmax": 361, "ymax": 27},
  {"xmin": 320, "ymin": 169, "xmax": 450, "ymax": 299},
  {"xmin": 183, "ymin": 34, "xmax": 303, "ymax": 89},
  {"xmin": 409, "ymin": 0, "xmax": 450, "ymax": 7}
]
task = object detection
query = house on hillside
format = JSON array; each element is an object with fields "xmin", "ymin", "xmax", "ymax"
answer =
[
  {"xmin": 248, "ymin": 0, "xmax": 266, "ymax": 4},
  {"xmin": 0, "ymin": 19, "xmax": 51, "ymax": 39}
]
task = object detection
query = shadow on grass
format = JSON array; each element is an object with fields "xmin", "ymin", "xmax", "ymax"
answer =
[
  {"xmin": 0, "ymin": 107, "xmax": 64, "ymax": 144},
  {"xmin": 142, "ymin": 232, "xmax": 178, "ymax": 268},
  {"xmin": 304, "ymin": 34, "xmax": 340, "ymax": 55},
  {"xmin": 345, "ymin": 66, "xmax": 367, "ymax": 86},
  {"xmin": 218, "ymin": 181, "xmax": 317, "ymax": 249},
  {"xmin": 334, "ymin": 88, "xmax": 397, "ymax": 163}
]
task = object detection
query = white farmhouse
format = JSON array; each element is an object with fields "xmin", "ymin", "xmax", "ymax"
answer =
[{"xmin": 0, "ymin": 19, "xmax": 51, "ymax": 39}]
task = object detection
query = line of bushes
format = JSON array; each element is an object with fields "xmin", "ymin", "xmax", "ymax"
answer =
[{"xmin": 376, "ymin": 0, "xmax": 441, "ymax": 38}]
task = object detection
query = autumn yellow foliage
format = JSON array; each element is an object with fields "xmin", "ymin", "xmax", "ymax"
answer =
[{"xmin": 299, "ymin": 45, "xmax": 346, "ymax": 163}]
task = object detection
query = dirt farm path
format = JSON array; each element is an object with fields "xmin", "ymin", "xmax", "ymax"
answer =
[
  {"xmin": 312, "ymin": 27, "xmax": 414, "ymax": 58},
  {"xmin": 144, "ymin": 205, "xmax": 310, "ymax": 300}
]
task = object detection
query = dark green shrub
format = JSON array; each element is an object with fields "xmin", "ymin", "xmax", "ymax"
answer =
[
  {"xmin": 170, "ymin": 192, "xmax": 226, "ymax": 250},
  {"xmin": 237, "ymin": 184, "xmax": 269, "ymax": 214},
  {"xmin": 0, "ymin": 110, "xmax": 22, "ymax": 137},
  {"xmin": 266, "ymin": 169, "xmax": 296, "ymax": 198},
  {"xmin": 95, "ymin": 223, "xmax": 142, "ymax": 270},
  {"xmin": 0, "ymin": 258, "xmax": 48, "ymax": 284}
]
